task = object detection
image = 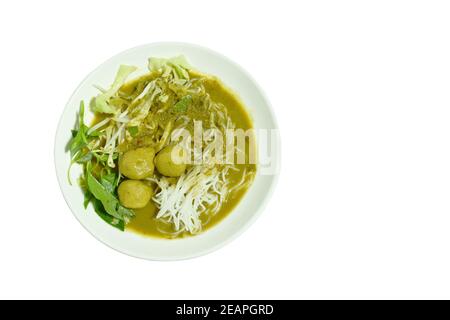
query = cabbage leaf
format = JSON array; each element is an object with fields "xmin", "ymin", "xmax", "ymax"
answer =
[
  {"xmin": 92, "ymin": 65, "xmax": 138, "ymax": 114},
  {"xmin": 148, "ymin": 55, "xmax": 191, "ymax": 79}
]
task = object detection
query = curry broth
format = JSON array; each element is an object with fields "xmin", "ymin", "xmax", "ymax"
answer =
[{"xmin": 91, "ymin": 70, "xmax": 256, "ymax": 239}]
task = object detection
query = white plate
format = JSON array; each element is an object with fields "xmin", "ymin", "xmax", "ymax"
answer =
[{"xmin": 54, "ymin": 42, "xmax": 280, "ymax": 260}]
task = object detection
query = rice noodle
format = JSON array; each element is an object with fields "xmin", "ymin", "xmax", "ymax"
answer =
[{"xmin": 152, "ymin": 165, "xmax": 229, "ymax": 234}]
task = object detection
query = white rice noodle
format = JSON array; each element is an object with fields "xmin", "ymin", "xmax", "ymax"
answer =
[
  {"xmin": 152, "ymin": 165, "xmax": 230, "ymax": 234},
  {"xmin": 228, "ymin": 167, "xmax": 253, "ymax": 194}
]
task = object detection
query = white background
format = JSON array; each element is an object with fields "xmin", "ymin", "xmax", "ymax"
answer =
[{"xmin": 1, "ymin": 0, "xmax": 450, "ymax": 299}]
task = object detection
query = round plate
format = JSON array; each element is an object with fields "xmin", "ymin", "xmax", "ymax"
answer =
[{"xmin": 55, "ymin": 42, "xmax": 280, "ymax": 260}]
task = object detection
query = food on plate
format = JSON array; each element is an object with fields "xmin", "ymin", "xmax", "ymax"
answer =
[{"xmin": 67, "ymin": 55, "xmax": 256, "ymax": 238}]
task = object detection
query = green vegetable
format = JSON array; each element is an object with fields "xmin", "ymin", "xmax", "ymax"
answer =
[
  {"xmin": 92, "ymin": 65, "xmax": 138, "ymax": 114},
  {"xmin": 68, "ymin": 101, "xmax": 89, "ymax": 157},
  {"xmin": 92, "ymin": 198, "xmax": 125, "ymax": 231},
  {"xmin": 173, "ymin": 95, "xmax": 192, "ymax": 112},
  {"xmin": 100, "ymin": 172, "xmax": 118, "ymax": 193},
  {"xmin": 92, "ymin": 152, "xmax": 117, "ymax": 164},
  {"xmin": 74, "ymin": 151, "xmax": 93, "ymax": 164},
  {"xmin": 148, "ymin": 55, "xmax": 191, "ymax": 79},
  {"xmin": 83, "ymin": 189, "xmax": 93, "ymax": 209},
  {"xmin": 85, "ymin": 164, "xmax": 134, "ymax": 221},
  {"xmin": 127, "ymin": 126, "xmax": 139, "ymax": 137},
  {"xmin": 148, "ymin": 57, "xmax": 167, "ymax": 71},
  {"xmin": 172, "ymin": 64, "xmax": 189, "ymax": 79},
  {"xmin": 88, "ymin": 130, "xmax": 102, "ymax": 137},
  {"xmin": 82, "ymin": 170, "xmax": 127, "ymax": 231},
  {"xmin": 67, "ymin": 101, "xmax": 92, "ymax": 184}
]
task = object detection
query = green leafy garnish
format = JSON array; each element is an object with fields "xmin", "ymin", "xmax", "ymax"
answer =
[
  {"xmin": 81, "ymin": 169, "xmax": 128, "ymax": 230},
  {"xmin": 100, "ymin": 172, "xmax": 118, "ymax": 193},
  {"xmin": 67, "ymin": 101, "xmax": 93, "ymax": 184},
  {"xmin": 74, "ymin": 151, "xmax": 93, "ymax": 164},
  {"xmin": 68, "ymin": 101, "xmax": 89, "ymax": 157},
  {"xmin": 85, "ymin": 165, "xmax": 134, "ymax": 221},
  {"xmin": 88, "ymin": 130, "xmax": 102, "ymax": 137},
  {"xmin": 83, "ymin": 189, "xmax": 93, "ymax": 209},
  {"xmin": 91, "ymin": 198, "xmax": 125, "ymax": 231},
  {"xmin": 173, "ymin": 95, "xmax": 192, "ymax": 112}
]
